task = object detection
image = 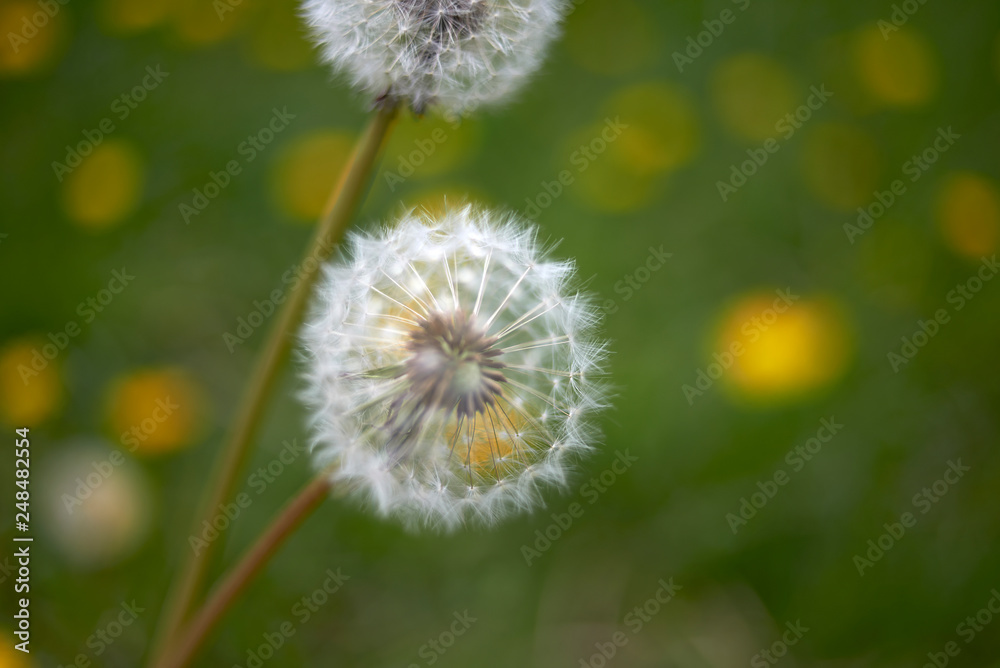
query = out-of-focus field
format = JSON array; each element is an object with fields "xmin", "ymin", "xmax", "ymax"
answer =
[{"xmin": 1, "ymin": 0, "xmax": 999, "ymax": 666}]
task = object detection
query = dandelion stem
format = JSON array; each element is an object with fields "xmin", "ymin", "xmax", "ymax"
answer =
[
  {"xmin": 156, "ymin": 469, "xmax": 334, "ymax": 668},
  {"xmin": 148, "ymin": 104, "xmax": 398, "ymax": 667}
]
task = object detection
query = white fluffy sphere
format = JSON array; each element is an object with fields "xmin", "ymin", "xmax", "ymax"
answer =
[
  {"xmin": 301, "ymin": 206, "xmax": 608, "ymax": 530},
  {"xmin": 301, "ymin": 0, "xmax": 569, "ymax": 114}
]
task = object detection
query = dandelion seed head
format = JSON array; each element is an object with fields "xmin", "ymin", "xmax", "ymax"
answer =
[
  {"xmin": 301, "ymin": 206, "xmax": 608, "ymax": 530},
  {"xmin": 300, "ymin": 0, "xmax": 569, "ymax": 114}
]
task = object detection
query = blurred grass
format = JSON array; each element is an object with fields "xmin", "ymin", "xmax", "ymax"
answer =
[{"xmin": 2, "ymin": 0, "xmax": 1000, "ymax": 666}]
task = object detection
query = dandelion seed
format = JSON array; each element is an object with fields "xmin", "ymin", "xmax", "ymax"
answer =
[
  {"xmin": 300, "ymin": 0, "xmax": 569, "ymax": 114},
  {"xmin": 301, "ymin": 206, "xmax": 608, "ymax": 529}
]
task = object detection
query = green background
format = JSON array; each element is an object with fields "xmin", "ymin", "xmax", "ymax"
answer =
[{"xmin": 2, "ymin": 0, "xmax": 1000, "ymax": 666}]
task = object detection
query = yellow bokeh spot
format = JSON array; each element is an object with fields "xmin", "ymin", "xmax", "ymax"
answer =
[
  {"xmin": 813, "ymin": 31, "xmax": 883, "ymax": 118},
  {"xmin": 106, "ymin": 368, "xmax": 205, "ymax": 455},
  {"xmin": 171, "ymin": 0, "xmax": 244, "ymax": 46},
  {"xmin": 561, "ymin": 120, "xmax": 657, "ymax": 213},
  {"xmin": 0, "ymin": 639, "xmax": 32, "ymax": 667},
  {"xmin": 936, "ymin": 172, "xmax": 1000, "ymax": 258},
  {"xmin": 563, "ymin": 0, "xmax": 656, "ymax": 75},
  {"xmin": 245, "ymin": 0, "xmax": 313, "ymax": 71},
  {"xmin": 801, "ymin": 122, "xmax": 882, "ymax": 211},
  {"xmin": 0, "ymin": 0, "xmax": 65, "ymax": 76},
  {"xmin": 98, "ymin": 0, "xmax": 173, "ymax": 33},
  {"xmin": 853, "ymin": 25, "xmax": 938, "ymax": 106},
  {"xmin": 271, "ymin": 130, "xmax": 354, "ymax": 222},
  {"xmin": 62, "ymin": 139, "xmax": 145, "ymax": 230},
  {"xmin": 716, "ymin": 293, "xmax": 852, "ymax": 401},
  {"xmin": 0, "ymin": 338, "xmax": 62, "ymax": 425},
  {"xmin": 605, "ymin": 82, "xmax": 700, "ymax": 176},
  {"xmin": 383, "ymin": 114, "xmax": 479, "ymax": 186},
  {"xmin": 711, "ymin": 54, "xmax": 798, "ymax": 142}
]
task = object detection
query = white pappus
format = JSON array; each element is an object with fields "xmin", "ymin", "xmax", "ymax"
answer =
[
  {"xmin": 300, "ymin": 206, "xmax": 609, "ymax": 530},
  {"xmin": 300, "ymin": 0, "xmax": 569, "ymax": 114}
]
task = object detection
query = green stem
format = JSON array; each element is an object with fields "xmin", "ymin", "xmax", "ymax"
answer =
[
  {"xmin": 156, "ymin": 469, "xmax": 334, "ymax": 668},
  {"xmin": 148, "ymin": 104, "xmax": 398, "ymax": 667}
]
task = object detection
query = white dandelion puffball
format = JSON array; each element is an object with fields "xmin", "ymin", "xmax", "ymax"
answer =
[
  {"xmin": 301, "ymin": 0, "xmax": 569, "ymax": 114},
  {"xmin": 302, "ymin": 206, "xmax": 608, "ymax": 529}
]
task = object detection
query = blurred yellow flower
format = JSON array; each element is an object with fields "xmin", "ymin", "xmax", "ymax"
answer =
[
  {"xmin": 936, "ymin": 172, "xmax": 1000, "ymax": 258},
  {"xmin": 605, "ymin": 82, "xmax": 700, "ymax": 176},
  {"xmin": 382, "ymin": 114, "xmax": 480, "ymax": 186},
  {"xmin": 711, "ymin": 54, "xmax": 797, "ymax": 142},
  {"xmin": 561, "ymin": 116, "xmax": 656, "ymax": 213},
  {"xmin": 0, "ymin": 0, "xmax": 67, "ymax": 76},
  {"xmin": 716, "ymin": 292, "xmax": 853, "ymax": 401},
  {"xmin": 98, "ymin": 0, "xmax": 173, "ymax": 33},
  {"xmin": 61, "ymin": 139, "xmax": 145, "ymax": 231},
  {"xmin": 105, "ymin": 368, "xmax": 205, "ymax": 455},
  {"xmin": 0, "ymin": 639, "xmax": 33, "ymax": 667},
  {"xmin": 271, "ymin": 130, "xmax": 354, "ymax": 222},
  {"xmin": 853, "ymin": 25, "xmax": 938, "ymax": 106},
  {"xmin": 0, "ymin": 338, "xmax": 62, "ymax": 425},
  {"xmin": 171, "ymin": 0, "xmax": 245, "ymax": 46}
]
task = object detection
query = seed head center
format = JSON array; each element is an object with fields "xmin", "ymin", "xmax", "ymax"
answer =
[{"xmin": 404, "ymin": 310, "xmax": 506, "ymax": 418}]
